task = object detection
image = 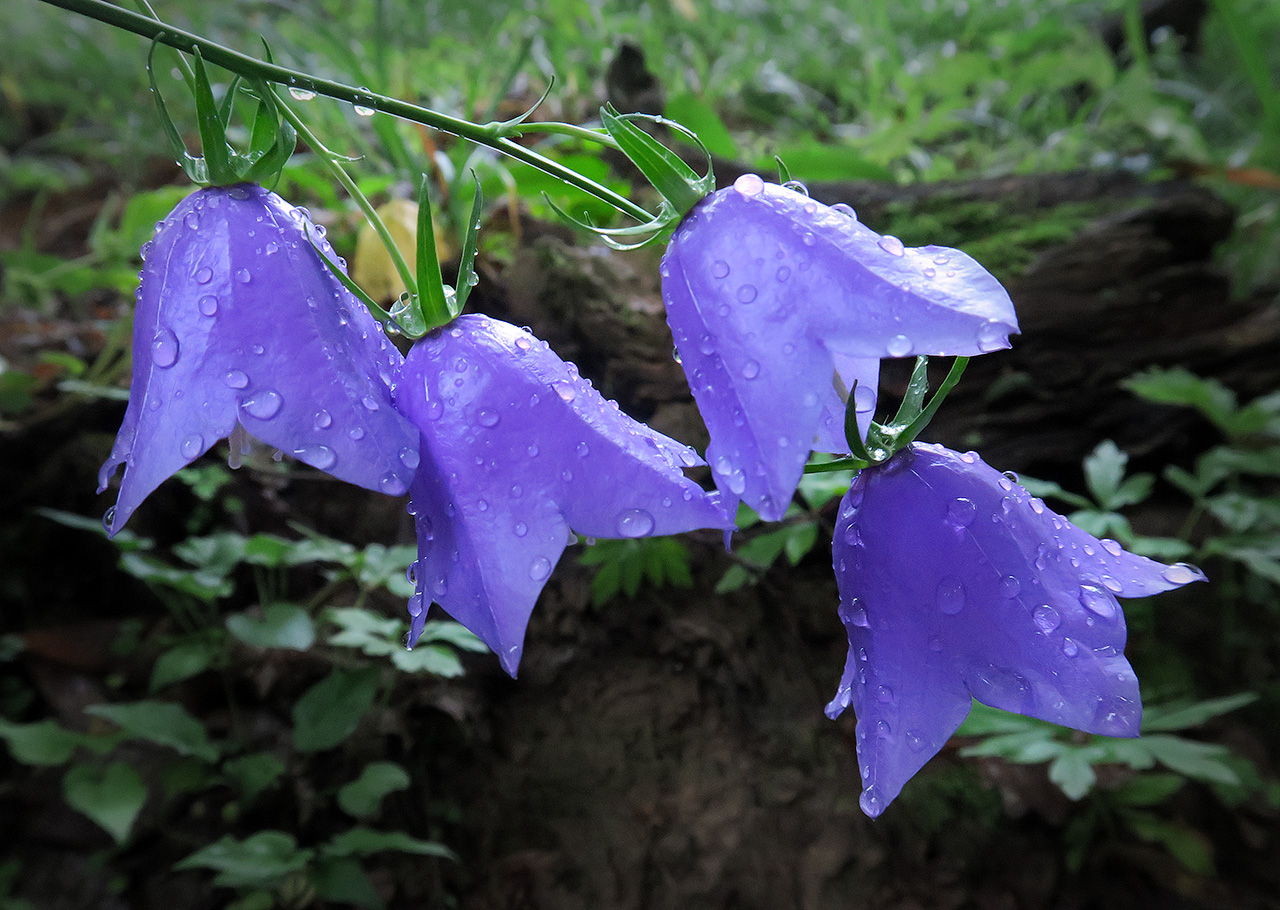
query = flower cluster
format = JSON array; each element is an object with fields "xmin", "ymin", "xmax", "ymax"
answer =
[{"xmin": 101, "ymin": 170, "xmax": 1204, "ymax": 817}]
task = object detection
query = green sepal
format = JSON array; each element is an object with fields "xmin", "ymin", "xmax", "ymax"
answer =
[
  {"xmin": 239, "ymin": 85, "xmax": 297, "ymax": 187},
  {"xmin": 310, "ymin": 241, "xmax": 397, "ymax": 328},
  {"xmin": 147, "ymin": 39, "xmax": 208, "ymax": 184},
  {"xmin": 889, "ymin": 356, "xmax": 931, "ymax": 427},
  {"xmin": 774, "ymin": 156, "xmax": 792, "ymax": 184},
  {"xmin": 217, "ymin": 75, "xmax": 242, "ymax": 129},
  {"xmin": 543, "ymin": 194, "xmax": 677, "ymax": 251},
  {"xmin": 852, "ymin": 356, "xmax": 971, "ymax": 465},
  {"xmin": 413, "ymin": 174, "xmax": 452, "ymax": 331},
  {"xmin": 844, "ymin": 381, "xmax": 875, "ymax": 463},
  {"xmin": 454, "ymin": 173, "xmax": 483, "ymax": 314},
  {"xmin": 191, "ymin": 49, "xmax": 236, "ymax": 185},
  {"xmin": 600, "ymin": 104, "xmax": 714, "ymax": 215},
  {"xmin": 486, "ymin": 78, "xmax": 556, "ymax": 139}
]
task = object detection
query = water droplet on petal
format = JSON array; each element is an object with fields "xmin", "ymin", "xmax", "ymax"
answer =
[
  {"xmin": 736, "ymin": 284, "xmax": 758, "ymax": 303},
  {"xmin": 194, "ymin": 266, "xmax": 213, "ymax": 284},
  {"xmin": 224, "ymin": 370, "xmax": 249, "ymax": 389},
  {"xmin": 831, "ymin": 202, "xmax": 857, "ymax": 220},
  {"xmin": 1162, "ymin": 563, "xmax": 1202, "ymax": 584},
  {"xmin": 1033, "ymin": 605, "xmax": 1061, "ymax": 633},
  {"xmin": 733, "ymin": 173, "xmax": 764, "ymax": 196},
  {"xmin": 529, "ymin": 557, "xmax": 552, "ymax": 581},
  {"xmin": 553, "ymin": 381, "xmax": 576, "ymax": 402},
  {"xmin": 947, "ymin": 497, "xmax": 976, "ymax": 527},
  {"xmin": 878, "ymin": 235, "xmax": 905, "ymax": 256},
  {"xmin": 576, "ymin": 442, "xmax": 590, "ymax": 458},
  {"xmin": 712, "ymin": 260, "xmax": 730, "ymax": 279},
  {"xmin": 477, "ymin": 408, "xmax": 500, "ymax": 427},
  {"xmin": 399, "ymin": 447, "xmax": 420, "ymax": 469},
  {"xmin": 361, "ymin": 394, "xmax": 380, "ymax": 411},
  {"xmin": 313, "ymin": 409, "xmax": 332, "ymax": 429},
  {"xmin": 198, "ymin": 294, "xmax": 218, "ymax": 316},
  {"xmin": 379, "ymin": 473, "xmax": 407, "ymax": 496},
  {"xmin": 151, "ymin": 328, "xmax": 179, "ymax": 367},
  {"xmin": 241, "ymin": 390, "xmax": 283, "ymax": 420},
  {"xmin": 1101, "ymin": 538, "xmax": 1123, "ymax": 556},
  {"xmin": 235, "ymin": 268, "xmax": 251, "ymax": 283},
  {"xmin": 1062, "ymin": 638, "xmax": 1079, "ymax": 657},
  {"xmin": 1079, "ymin": 584, "xmax": 1117, "ymax": 619},
  {"xmin": 526, "ymin": 443, "xmax": 539, "ymax": 457},
  {"xmin": 776, "ymin": 265, "xmax": 791, "ymax": 282},
  {"xmin": 294, "ymin": 444, "xmax": 337, "ymax": 470},
  {"xmin": 999, "ymin": 575, "xmax": 1022, "ymax": 598},
  {"xmin": 348, "ymin": 426, "xmax": 366, "ymax": 441},
  {"xmin": 886, "ymin": 334, "xmax": 912, "ymax": 357},
  {"xmin": 741, "ymin": 360, "xmax": 760, "ymax": 379},
  {"xmin": 876, "ymin": 685, "xmax": 894, "ymax": 704},
  {"xmin": 616, "ymin": 509, "xmax": 655, "ymax": 538},
  {"xmin": 181, "ymin": 434, "xmax": 203, "ymax": 460},
  {"xmin": 937, "ymin": 576, "xmax": 965, "ymax": 614}
]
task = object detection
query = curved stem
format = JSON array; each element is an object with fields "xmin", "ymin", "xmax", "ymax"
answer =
[{"xmin": 39, "ymin": 0, "xmax": 652, "ymax": 222}]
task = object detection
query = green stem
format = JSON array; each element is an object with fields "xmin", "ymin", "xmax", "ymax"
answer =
[
  {"xmin": 40, "ymin": 0, "xmax": 652, "ymax": 222},
  {"xmin": 276, "ymin": 92, "xmax": 418, "ymax": 296}
]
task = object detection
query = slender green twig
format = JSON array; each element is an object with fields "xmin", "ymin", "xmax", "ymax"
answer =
[{"xmin": 39, "ymin": 0, "xmax": 651, "ymax": 222}]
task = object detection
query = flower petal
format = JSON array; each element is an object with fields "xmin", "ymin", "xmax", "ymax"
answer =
[
  {"xmin": 99, "ymin": 185, "xmax": 418, "ymax": 534},
  {"xmin": 662, "ymin": 178, "xmax": 1018, "ymax": 519},
  {"xmin": 826, "ymin": 443, "xmax": 1204, "ymax": 817},
  {"xmin": 396, "ymin": 315, "xmax": 732, "ymax": 675}
]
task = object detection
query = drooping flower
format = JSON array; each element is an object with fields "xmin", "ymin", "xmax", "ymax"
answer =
[
  {"xmin": 826, "ymin": 443, "xmax": 1205, "ymax": 817},
  {"xmin": 98, "ymin": 184, "xmax": 419, "ymax": 534},
  {"xmin": 394, "ymin": 315, "xmax": 732, "ymax": 676},
  {"xmin": 661, "ymin": 175, "xmax": 1019, "ymax": 520}
]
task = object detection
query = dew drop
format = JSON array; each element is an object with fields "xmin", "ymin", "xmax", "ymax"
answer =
[
  {"xmin": 1079, "ymin": 584, "xmax": 1117, "ymax": 619},
  {"xmin": 977, "ymin": 322, "xmax": 1007, "ymax": 352},
  {"xmin": 183, "ymin": 211, "xmax": 200, "ymax": 230},
  {"xmin": 354, "ymin": 103, "xmax": 375, "ymax": 117},
  {"xmin": 379, "ymin": 473, "xmax": 407, "ymax": 496},
  {"xmin": 295, "ymin": 444, "xmax": 337, "ymax": 470},
  {"xmin": 876, "ymin": 685, "xmax": 894, "ymax": 704},
  {"xmin": 264, "ymin": 240, "xmax": 279, "ymax": 255},
  {"xmin": 241, "ymin": 390, "xmax": 283, "ymax": 419},
  {"xmin": 712, "ymin": 259, "xmax": 730, "ymax": 279},
  {"xmin": 526, "ymin": 443, "xmax": 539, "ymax": 457},
  {"xmin": 514, "ymin": 522, "xmax": 528, "ymax": 537},
  {"xmin": 736, "ymin": 284, "xmax": 758, "ymax": 303},
  {"xmin": 886, "ymin": 334, "xmax": 912, "ymax": 357},
  {"xmin": 947, "ymin": 497, "xmax": 976, "ymax": 527},
  {"xmin": 776, "ymin": 265, "xmax": 791, "ymax": 282},
  {"xmin": 399, "ymin": 447, "xmax": 420, "ymax": 470},
  {"xmin": 235, "ymin": 268, "xmax": 251, "ymax": 283},
  {"xmin": 923, "ymin": 267, "xmax": 936, "ymax": 278},
  {"xmin": 878, "ymin": 235, "xmax": 905, "ymax": 256},
  {"xmin": 553, "ymin": 381, "xmax": 576, "ymax": 402},
  {"xmin": 477, "ymin": 408, "xmax": 500, "ymax": 428},
  {"xmin": 313, "ymin": 409, "xmax": 332, "ymax": 429},
  {"xmin": 733, "ymin": 173, "xmax": 765, "ymax": 196},
  {"xmin": 999, "ymin": 575, "xmax": 1022, "ymax": 598},
  {"xmin": 529, "ymin": 557, "xmax": 552, "ymax": 581},
  {"xmin": 616, "ymin": 508, "xmax": 656, "ymax": 538},
  {"xmin": 1033, "ymin": 605, "xmax": 1061, "ymax": 633},
  {"xmin": 853, "ymin": 384, "xmax": 877, "ymax": 413},
  {"xmin": 1162, "ymin": 563, "xmax": 1202, "ymax": 584},
  {"xmin": 1101, "ymin": 538, "xmax": 1123, "ymax": 557},
  {"xmin": 1101, "ymin": 575, "xmax": 1123, "ymax": 593},
  {"xmin": 361, "ymin": 394, "xmax": 380, "ymax": 411},
  {"xmin": 224, "ymin": 370, "xmax": 249, "ymax": 389},
  {"xmin": 151, "ymin": 328, "xmax": 179, "ymax": 368},
  {"xmin": 1062, "ymin": 638, "xmax": 1079, "ymax": 657},
  {"xmin": 198, "ymin": 294, "xmax": 218, "ymax": 316},
  {"xmin": 906, "ymin": 730, "xmax": 926, "ymax": 752},
  {"xmin": 576, "ymin": 442, "xmax": 590, "ymax": 458},
  {"xmin": 937, "ymin": 576, "xmax": 965, "ymax": 614},
  {"xmin": 102, "ymin": 506, "xmax": 116, "ymax": 533},
  {"xmin": 831, "ymin": 202, "xmax": 857, "ymax": 220},
  {"xmin": 194, "ymin": 266, "xmax": 213, "ymax": 284},
  {"xmin": 741, "ymin": 360, "xmax": 760, "ymax": 379},
  {"xmin": 181, "ymin": 434, "xmax": 203, "ymax": 460},
  {"xmin": 348, "ymin": 426, "xmax": 365, "ymax": 441},
  {"xmin": 289, "ymin": 86, "xmax": 316, "ymax": 101}
]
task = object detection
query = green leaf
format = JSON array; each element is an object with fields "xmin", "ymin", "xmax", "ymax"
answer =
[
  {"xmin": 190, "ymin": 49, "xmax": 234, "ymax": 184},
  {"xmin": 87, "ymin": 701, "xmax": 218, "ymax": 762},
  {"xmin": 63, "ymin": 762, "xmax": 146, "ymax": 844},
  {"xmin": 664, "ymin": 92, "xmax": 737, "ymax": 159},
  {"xmin": 322, "ymin": 828, "xmax": 456, "ymax": 861},
  {"xmin": 226, "ymin": 604, "xmax": 316, "ymax": 651},
  {"xmin": 454, "ymin": 173, "xmax": 483, "ymax": 314},
  {"xmin": 222, "ymin": 752, "xmax": 286, "ymax": 804},
  {"xmin": 1082, "ymin": 440, "xmax": 1128, "ymax": 509},
  {"xmin": 1141, "ymin": 693, "xmax": 1258, "ymax": 732},
  {"xmin": 176, "ymin": 831, "xmax": 312, "ymax": 888},
  {"xmin": 412, "ymin": 173, "xmax": 449, "ymax": 332},
  {"xmin": 1047, "ymin": 750, "xmax": 1097, "ymax": 800},
  {"xmin": 338, "ymin": 761, "xmax": 411, "ymax": 817},
  {"xmin": 758, "ymin": 137, "xmax": 894, "ymax": 182},
  {"xmin": 392, "ymin": 644, "xmax": 464, "ymax": 677},
  {"xmin": 601, "ymin": 105, "xmax": 710, "ymax": 214},
  {"xmin": 292, "ymin": 668, "xmax": 380, "ymax": 752},
  {"xmin": 1113, "ymin": 773, "xmax": 1186, "ymax": 806},
  {"xmin": 0, "ymin": 719, "xmax": 89, "ymax": 766},
  {"xmin": 414, "ymin": 621, "xmax": 488, "ymax": 653},
  {"xmin": 150, "ymin": 637, "xmax": 220, "ymax": 692},
  {"xmin": 1122, "ymin": 809, "xmax": 1215, "ymax": 875},
  {"xmin": 312, "ymin": 857, "xmax": 384, "ymax": 909}
]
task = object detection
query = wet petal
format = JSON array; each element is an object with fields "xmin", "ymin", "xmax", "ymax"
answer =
[
  {"xmin": 99, "ymin": 184, "xmax": 418, "ymax": 534},
  {"xmin": 662, "ymin": 179, "xmax": 1017, "ymax": 519},
  {"xmin": 826, "ymin": 443, "xmax": 1204, "ymax": 817},
  {"xmin": 396, "ymin": 315, "xmax": 731, "ymax": 675}
]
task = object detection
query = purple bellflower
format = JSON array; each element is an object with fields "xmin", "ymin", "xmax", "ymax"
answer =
[
  {"xmin": 826, "ymin": 443, "xmax": 1206, "ymax": 817},
  {"xmin": 394, "ymin": 315, "xmax": 733, "ymax": 676},
  {"xmin": 661, "ymin": 174, "xmax": 1019, "ymax": 520},
  {"xmin": 98, "ymin": 184, "xmax": 419, "ymax": 534}
]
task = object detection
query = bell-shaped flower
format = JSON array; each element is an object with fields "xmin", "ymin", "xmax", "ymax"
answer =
[
  {"xmin": 826, "ymin": 443, "xmax": 1205, "ymax": 817},
  {"xmin": 98, "ymin": 184, "xmax": 419, "ymax": 534},
  {"xmin": 661, "ymin": 175, "xmax": 1019, "ymax": 520},
  {"xmin": 394, "ymin": 315, "xmax": 732, "ymax": 676}
]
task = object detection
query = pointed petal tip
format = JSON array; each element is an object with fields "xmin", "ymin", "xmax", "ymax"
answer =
[{"xmin": 858, "ymin": 788, "xmax": 886, "ymax": 819}]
